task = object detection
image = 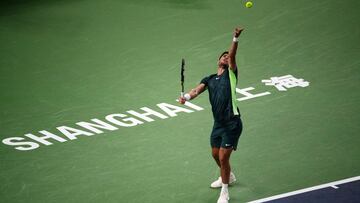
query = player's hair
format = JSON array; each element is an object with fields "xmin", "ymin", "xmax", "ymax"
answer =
[{"xmin": 218, "ymin": 51, "xmax": 229, "ymax": 60}]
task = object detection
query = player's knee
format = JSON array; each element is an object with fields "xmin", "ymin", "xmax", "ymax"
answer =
[
  {"xmin": 211, "ymin": 148, "xmax": 220, "ymax": 159},
  {"xmin": 219, "ymin": 156, "xmax": 229, "ymax": 166},
  {"xmin": 212, "ymin": 151, "xmax": 219, "ymax": 160}
]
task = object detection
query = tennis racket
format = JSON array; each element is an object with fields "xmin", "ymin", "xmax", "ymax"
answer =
[{"xmin": 181, "ymin": 58, "xmax": 185, "ymax": 97}]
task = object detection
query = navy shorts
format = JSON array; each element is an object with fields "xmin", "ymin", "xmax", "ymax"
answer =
[{"xmin": 210, "ymin": 116, "xmax": 243, "ymax": 150}]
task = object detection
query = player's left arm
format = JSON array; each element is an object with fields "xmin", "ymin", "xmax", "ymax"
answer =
[
  {"xmin": 178, "ymin": 83, "xmax": 206, "ymax": 104},
  {"xmin": 229, "ymin": 27, "xmax": 244, "ymax": 71}
]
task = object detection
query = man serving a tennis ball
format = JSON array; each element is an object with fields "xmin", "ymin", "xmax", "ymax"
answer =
[{"xmin": 179, "ymin": 27, "xmax": 244, "ymax": 203}]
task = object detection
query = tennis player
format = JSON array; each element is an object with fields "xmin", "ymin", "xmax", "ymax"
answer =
[{"xmin": 179, "ymin": 27, "xmax": 244, "ymax": 203}]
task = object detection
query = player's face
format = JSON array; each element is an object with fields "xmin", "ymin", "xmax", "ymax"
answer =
[{"xmin": 218, "ymin": 54, "xmax": 229, "ymax": 66}]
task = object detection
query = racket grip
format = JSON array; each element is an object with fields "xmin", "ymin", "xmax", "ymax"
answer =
[{"xmin": 181, "ymin": 92, "xmax": 184, "ymax": 97}]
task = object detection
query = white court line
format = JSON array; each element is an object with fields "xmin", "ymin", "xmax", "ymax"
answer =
[{"xmin": 248, "ymin": 176, "xmax": 360, "ymax": 203}]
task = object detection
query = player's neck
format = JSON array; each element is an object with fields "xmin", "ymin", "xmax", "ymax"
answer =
[{"xmin": 217, "ymin": 67, "xmax": 225, "ymax": 76}]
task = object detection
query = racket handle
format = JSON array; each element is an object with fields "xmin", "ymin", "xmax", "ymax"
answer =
[{"xmin": 181, "ymin": 92, "xmax": 184, "ymax": 97}]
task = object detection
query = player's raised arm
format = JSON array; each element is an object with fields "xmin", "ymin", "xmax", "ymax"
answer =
[
  {"xmin": 228, "ymin": 27, "xmax": 244, "ymax": 71},
  {"xmin": 178, "ymin": 83, "xmax": 206, "ymax": 104}
]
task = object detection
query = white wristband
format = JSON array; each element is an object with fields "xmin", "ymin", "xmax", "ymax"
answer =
[
  {"xmin": 184, "ymin": 93, "xmax": 191, "ymax": 101},
  {"xmin": 233, "ymin": 37, "xmax": 239, "ymax": 42}
]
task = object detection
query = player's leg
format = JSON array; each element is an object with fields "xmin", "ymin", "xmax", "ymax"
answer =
[
  {"xmin": 217, "ymin": 117, "xmax": 243, "ymax": 203},
  {"xmin": 212, "ymin": 147, "xmax": 221, "ymax": 167},
  {"xmin": 219, "ymin": 147, "xmax": 233, "ymax": 184},
  {"xmin": 217, "ymin": 147, "xmax": 232, "ymax": 203},
  {"xmin": 210, "ymin": 122, "xmax": 224, "ymax": 188},
  {"xmin": 211, "ymin": 147, "xmax": 236, "ymax": 188},
  {"xmin": 220, "ymin": 116, "xmax": 242, "ymax": 182}
]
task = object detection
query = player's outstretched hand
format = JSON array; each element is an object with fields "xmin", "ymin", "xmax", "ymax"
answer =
[
  {"xmin": 234, "ymin": 27, "xmax": 244, "ymax": 38},
  {"xmin": 178, "ymin": 96, "xmax": 186, "ymax": 104}
]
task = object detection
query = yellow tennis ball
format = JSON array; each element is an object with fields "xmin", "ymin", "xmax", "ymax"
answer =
[{"xmin": 245, "ymin": 1, "xmax": 253, "ymax": 8}]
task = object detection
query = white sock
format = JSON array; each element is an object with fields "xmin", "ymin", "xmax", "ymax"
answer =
[{"xmin": 221, "ymin": 183, "xmax": 229, "ymax": 193}]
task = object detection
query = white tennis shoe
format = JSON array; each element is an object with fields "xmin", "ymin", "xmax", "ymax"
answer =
[
  {"xmin": 210, "ymin": 172, "xmax": 236, "ymax": 188},
  {"xmin": 217, "ymin": 190, "xmax": 230, "ymax": 203}
]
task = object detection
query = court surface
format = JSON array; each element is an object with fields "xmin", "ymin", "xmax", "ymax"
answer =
[{"xmin": 1, "ymin": 0, "xmax": 359, "ymax": 202}]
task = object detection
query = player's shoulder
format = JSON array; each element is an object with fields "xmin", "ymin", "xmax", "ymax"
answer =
[
  {"xmin": 207, "ymin": 74, "xmax": 218, "ymax": 82},
  {"xmin": 228, "ymin": 67, "xmax": 238, "ymax": 77},
  {"xmin": 229, "ymin": 66, "xmax": 237, "ymax": 72},
  {"xmin": 202, "ymin": 73, "xmax": 217, "ymax": 80},
  {"xmin": 209, "ymin": 73, "xmax": 217, "ymax": 78},
  {"xmin": 200, "ymin": 73, "xmax": 217, "ymax": 85}
]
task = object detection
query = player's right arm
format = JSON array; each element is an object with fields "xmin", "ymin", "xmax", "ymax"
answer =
[
  {"xmin": 228, "ymin": 27, "xmax": 244, "ymax": 72},
  {"xmin": 178, "ymin": 83, "xmax": 206, "ymax": 104}
]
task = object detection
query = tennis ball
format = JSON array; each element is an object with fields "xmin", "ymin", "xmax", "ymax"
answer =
[{"xmin": 245, "ymin": 1, "xmax": 253, "ymax": 8}]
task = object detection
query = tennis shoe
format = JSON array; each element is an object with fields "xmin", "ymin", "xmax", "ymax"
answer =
[
  {"xmin": 217, "ymin": 190, "xmax": 230, "ymax": 203},
  {"xmin": 210, "ymin": 172, "xmax": 236, "ymax": 188}
]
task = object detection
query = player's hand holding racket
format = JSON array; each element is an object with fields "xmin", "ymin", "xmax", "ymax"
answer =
[{"xmin": 179, "ymin": 97, "xmax": 186, "ymax": 104}]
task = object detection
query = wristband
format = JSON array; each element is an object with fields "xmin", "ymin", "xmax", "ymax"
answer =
[
  {"xmin": 184, "ymin": 93, "xmax": 191, "ymax": 101},
  {"xmin": 233, "ymin": 37, "xmax": 239, "ymax": 42}
]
